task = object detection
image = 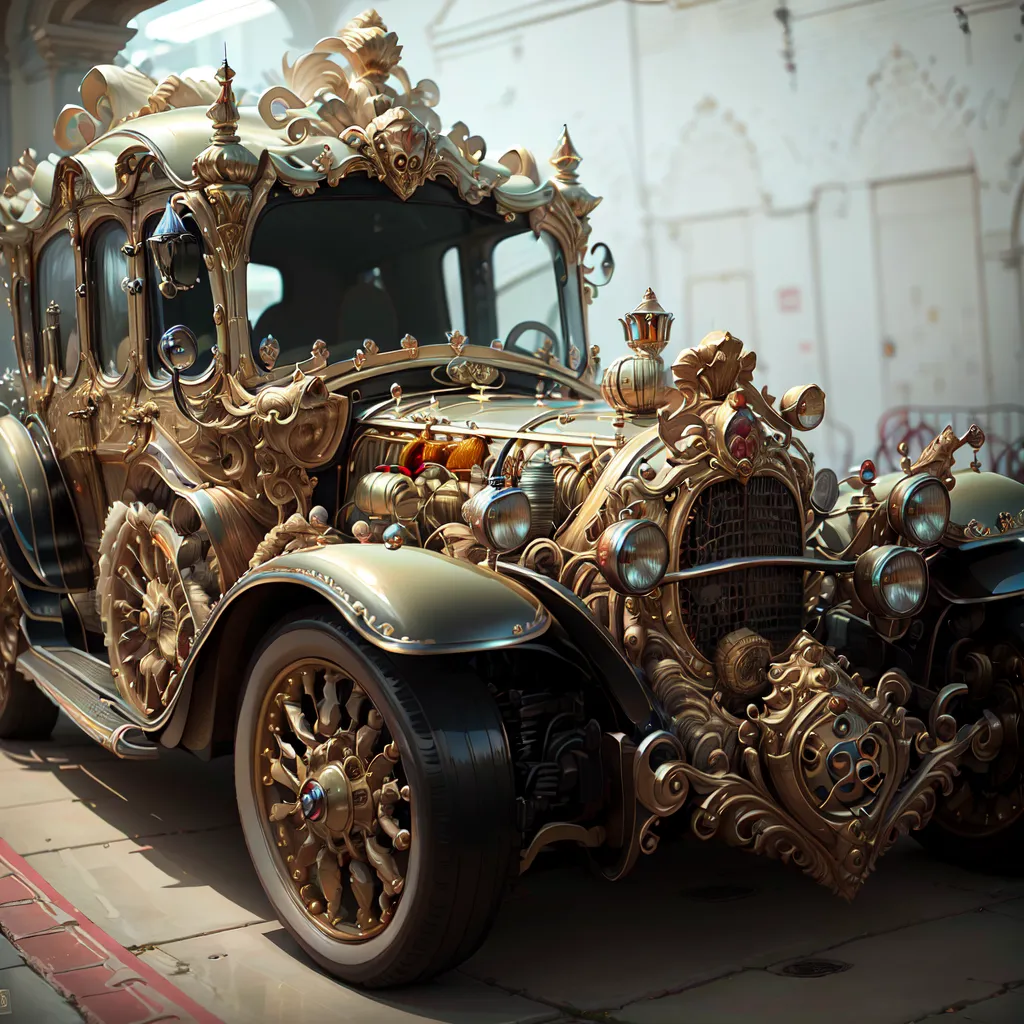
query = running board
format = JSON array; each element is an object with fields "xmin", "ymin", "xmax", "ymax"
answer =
[{"xmin": 16, "ymin": 648, "xmax": 158, "ymax": 760}]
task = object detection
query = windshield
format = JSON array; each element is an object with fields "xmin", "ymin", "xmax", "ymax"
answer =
[{"xmin": 246, "ymin": 179, "xmax": 578, "ymax": 371}]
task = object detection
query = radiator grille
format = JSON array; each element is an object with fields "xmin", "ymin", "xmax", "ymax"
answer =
[{"xmin": 677, "ymin": 476, "xmax": 805, "ymax": 657}]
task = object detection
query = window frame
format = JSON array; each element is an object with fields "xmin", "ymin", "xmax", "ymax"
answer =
[
  {"xmin": 141, "ymin": 208, "xmax": 220, "ymax": 390},
  {"xmin": 32, "ymin": 225, "xmax": 82, "ymax": 385},
  {"xmin": 85, "ymin": 216, "xmax": 135, "ymax": 387}
]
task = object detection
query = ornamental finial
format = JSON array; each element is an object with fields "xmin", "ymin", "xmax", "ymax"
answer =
[
  {"xmin": 550, "ymin": 124, "xmax": 581, "ymax": 183},
  {"xmin": 207, "ymin": 53, "xmax": 241, "ymax": 147},
  {"xmin": 547, "ymin": 124, "xmax": 601, "ymax": 219},
  {"xmin": 193, "ymin": 50, "xmax": 259, "ymax": 187},
  {"xmin": 619, "ymin": 287, "xmax": 674, "ymax": 358}
]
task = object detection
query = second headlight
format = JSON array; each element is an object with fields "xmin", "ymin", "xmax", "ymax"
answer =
[
  {"xmin": 853, "ymin": 545, "xmax": 928, "ymax": 618},
  {"xmin": 462, "ymin": 484, "xmax": 532, "ymax": 553},
  {"xmin": 887, "ymin": 474, "xmax": 950, "ymax": 546},
  {"xmin": 596, "ymin": 518, "xmax": 670, "ymax": 596}
]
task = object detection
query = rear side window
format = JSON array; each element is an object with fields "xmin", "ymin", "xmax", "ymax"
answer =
[
  {"xmin": 90, "ymin": 221, "xmax": 131, "ymax": 378},
  {"xmin": 35, "ymin": 231, "xmax": 79, "ymax": 375},
  {"xmin": 145, "ymin": 212, "xmax": 216, "ymax": 379}
]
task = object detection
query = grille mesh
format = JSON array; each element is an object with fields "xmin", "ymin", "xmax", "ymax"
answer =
[{"xmin": 677, "ymin": 476, "xmax": 804, "ymax": 657}]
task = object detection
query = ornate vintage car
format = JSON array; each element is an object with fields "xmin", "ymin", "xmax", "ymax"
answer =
[{"xmin": 0, "ymin": 8, "xmax": 1021, "ymax": 989}]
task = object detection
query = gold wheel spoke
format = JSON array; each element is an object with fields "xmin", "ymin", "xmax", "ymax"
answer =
[
  {"xmin": 270, "ymin": 757, "xmax": 300, "ymax": 794},
  {"xmin": 317, "ymin": 676, "xmax": 343, "ymax": 736},
  {"xmin": 355, "ymin": 709, "xmax": 383, "ymax": 763},
  {"xmin": 116, "ymin": 564, "xmax": 147, "ymax": 598},
  {"xmin": 317, "ymin": 847, "xmax": 344, "ymax": 922},
  {"xmin": 273, "ymin": 733, "xmax": 298, "ymax": 762},
  {"xmin": 293, "ymin": 831, "xmax": 321, "ymax": 870},
  {"xmin": 350, "ymin": 860, "xmax": 378, "ymax": 930},
  {"xmin": 269, "ymin": 801, "xmax": 298, "ymax": 821},
  {"xmin": 365, "ymin": 836, "xmax": 404, "ymax": 896},
  {"xmin": 283, "ymin": 701, "xmax": 317, "ymax": 749}
]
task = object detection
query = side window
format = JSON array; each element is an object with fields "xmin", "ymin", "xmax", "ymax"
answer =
[
  {"xmin": 15, "ymin": 279, "xmax": 36, "ymax": 378},
  {"xmin": 146, "ymin": 212, "xmax": 216, "ymax": 379},
  {"xmin": 442, "ymin": 246, "xmax": 465, "ymax": 333},
  {"xmin": 35, "ymin": 231, "xmax": 80, "ymax": 376},
  {"xmin": 492, "ymin": 231, "xmax": 563, "ymax": 361},
  {"xmin": 90, "ymin": 221, "xmax": 131, "ymax": 378}
]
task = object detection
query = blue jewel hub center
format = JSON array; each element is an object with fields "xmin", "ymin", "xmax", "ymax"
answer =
[{"xmin": 299, "ymin": 778, "xmax": 326, "ymax": 822}]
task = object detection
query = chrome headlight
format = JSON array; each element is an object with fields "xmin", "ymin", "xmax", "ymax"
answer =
[
  {"xmin": 854, "ymin": 545, "xmax": 928, "ymax": 618},
  {"xmin": 596, "ymin": 518, "xmax": 669, "ymax": 596},
  {"xmin": 462, "ymin": 485, "xmax": 532, "ymax": 552},
  {"xmin": 887, "ymin": 474, "xmax": 950, "ymax": 546}
]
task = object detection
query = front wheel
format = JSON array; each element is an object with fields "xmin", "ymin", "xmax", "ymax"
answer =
[{"xmin": 235, "ymin": 609, "xmax": 517, "ymax": 988}]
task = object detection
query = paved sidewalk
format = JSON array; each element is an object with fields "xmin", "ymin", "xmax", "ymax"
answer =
[{"xmin": 2, "ymin": 716, "xmax": 1024, "ymax": 1023}]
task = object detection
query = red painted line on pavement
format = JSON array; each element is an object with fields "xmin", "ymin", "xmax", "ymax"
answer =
[{"xmin": 0, "ymin": 836, "xmax": 224, "ymax": 1024}]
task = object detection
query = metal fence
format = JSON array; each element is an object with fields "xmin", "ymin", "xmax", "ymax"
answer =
[{"xmin": 875, "ymin": 405, "xmax": 1024, "ymax": 482}]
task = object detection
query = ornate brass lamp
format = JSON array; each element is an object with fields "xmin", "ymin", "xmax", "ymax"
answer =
[{"xmin": 600, "ymin": 288, "xmax": 674, "ymax": 416}]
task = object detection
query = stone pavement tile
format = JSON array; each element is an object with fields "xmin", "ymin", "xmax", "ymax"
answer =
[
  {"xmin": 0, "ymin": 963, "xmax": 82, "ymax": 1023},
  {"xmin": 956, "ymin": 988, "xmax": 1024, "ymax": 1023},
  {"xmin": 462, "ymin": 834, "xmax": 1021, "ymax": 1011},
  {"xmin": 25, "ymin": 827, "xmax": 272, "ymax": 949},
  {"xmin": 139, "ymin": 921, "xmax": 561, "ymax": 1024},
  {"xmin": 616, "ymin": 909, "xmax": 1024, "ymax": 1024},
  {"xmin": 0, "ymin": 794, "xmax": 178, "ymax": 855},
  {"xmin": 74, "ymin": 748, "xmax": 240, "ymax": 833},
  {"xmin": 985, "ymin": 897, "xmax": 1024, "ymax": 922},
  {"xmin": 0, "ymin": 935, "xmax": 22, "ymax": 970},
  {"xmin": 0, "ymin": 761, "xmax": 117, "ymax": 808}
]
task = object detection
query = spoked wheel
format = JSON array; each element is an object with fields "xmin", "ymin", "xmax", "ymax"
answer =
[
  {"xmin": 235, "ymin": 609, "xmax": 517, "ymax": 987},
  {"xmin": 916, "ymin": 638, "xmax": 1024, "ymax": 873},
  {"xmin": 0, "ymin": 559, "xmax": 58, "ymax": 740}
]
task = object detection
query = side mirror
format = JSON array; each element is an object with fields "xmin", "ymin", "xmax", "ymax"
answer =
[
  {"xmin": 159, "ymin": 326, "xmax": 204, "ymax": 426},
  {"xmin": 147, "ymin": 200, "xmax": 201, "ymax": 298},
  {"xmin": 159, "ymin": 325, "xmax": 198, "ymax": 375}
]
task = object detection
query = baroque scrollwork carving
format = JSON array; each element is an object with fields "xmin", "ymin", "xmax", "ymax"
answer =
[
  {"xmin": 675, "ymin": 635, "xmax": 991, "ymax": 898},
  {"xmin": 187, "ymin": 369, "xmax": 348, "ymax": 522}
]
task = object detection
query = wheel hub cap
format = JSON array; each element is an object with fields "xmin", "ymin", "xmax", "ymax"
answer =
[{"xmin": 299, "ymin": 779, "xmax": 326, "ymax": 822}]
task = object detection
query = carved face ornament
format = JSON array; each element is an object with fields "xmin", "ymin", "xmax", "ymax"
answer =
[{"xmin": 352, "ymin": 107, "xmax": 434, "ymax": 201}]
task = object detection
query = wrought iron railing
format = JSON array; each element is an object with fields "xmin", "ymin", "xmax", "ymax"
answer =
[{"xmin": 875, "ymin": 405, "xmax": 1024, "ymax": 482}]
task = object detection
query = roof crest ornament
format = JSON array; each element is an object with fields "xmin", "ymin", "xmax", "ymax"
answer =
[{"xmin": 193, "ymin": 54, "xmax": 259, "ymax": 186}]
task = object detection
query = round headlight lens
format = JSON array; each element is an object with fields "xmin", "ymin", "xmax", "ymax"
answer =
[
  {"xmin": 854, "ymin": 545, "xmax": 928, "ymax": 618},
  {"xmin": 596, "ymin": 518, "xmax": 669, "ymax": 595},
  {"xmin": 780, "ymin": 384, "xmax": 826, "ymax": 430},
  {"xmin": 888, "ymin": 475, "xmax": 950, "ymax": 546},
  {"xmin": 463, "ymin": 485, "xmax": 532, "ymax": 553}
]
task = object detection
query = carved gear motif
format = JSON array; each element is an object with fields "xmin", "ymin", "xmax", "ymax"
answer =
[{"xmin": 98, "ymin": 503, "xmax": 218, "ymax": 718}]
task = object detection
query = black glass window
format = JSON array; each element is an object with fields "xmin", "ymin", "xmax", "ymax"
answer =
[
  {"xmin": 15, "ymin": 279, "xmax": 36, "ymax": 378},
  {"xmin": 90, "ymin": 221, "xmax": 131, "ymax": 378},
  {"xmin": 146, "ymin": 213, "xmax": 216, "ymax": 379},
  {"xmin": 35, "ymin": 231, "xmax": 79, "ymax": 375},
  {"xmin": 246, "ymin": 179, "xmax": 564, "ymax": 370}
]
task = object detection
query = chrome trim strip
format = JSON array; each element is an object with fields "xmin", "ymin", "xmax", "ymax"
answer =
[{"xmin": 662, "ymin": 555, "xmax": 857, "ymax": 584}]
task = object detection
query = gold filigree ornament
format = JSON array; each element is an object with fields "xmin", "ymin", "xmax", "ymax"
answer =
[
  {"xmin": 677, "ymin": 635, "xmax": 998, "ymax": 899},
  {"xmin": 249, "ymin": 508, "xmax": 344, "ymax": 570},
  {"xmin": 997, "ymin": 510, "xmax": 1024, "ymax": 534},
  {"xmin": 187, "ymin": 369, "xmax": 349, "ymax": 521}
]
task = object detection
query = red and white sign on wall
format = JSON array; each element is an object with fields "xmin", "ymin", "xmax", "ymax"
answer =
[{"xmin": 777, "ymin": 287, "xmax": 802, "ymax": 313}]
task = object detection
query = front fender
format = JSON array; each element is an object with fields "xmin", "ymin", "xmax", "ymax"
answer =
[{"xmin": 199, "ymin": 542, "xmax": 550, "ymax": 657}]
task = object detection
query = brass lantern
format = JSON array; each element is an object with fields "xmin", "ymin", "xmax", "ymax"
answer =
[
  {"xmin": 147, "ymin": 199, "xmax": 201, "ymax": 299},
  {"xmin": 600, "ymin": 288, "xmax": 674, "ymax": 415}
]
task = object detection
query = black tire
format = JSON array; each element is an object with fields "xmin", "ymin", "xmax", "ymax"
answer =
[
  {"xmin": 234, "ymin": 608, "xmax": 517, "ymax": 987},
  {"xmin": 0, "ymin": 669, "xmax": 59, "ymax": 741}
]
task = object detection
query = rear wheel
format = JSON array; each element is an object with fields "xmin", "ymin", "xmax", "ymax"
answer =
[
  {"xmin": 234, "ymin": 609, "xmax": 517, "ymax": 987},
  {"xmin": 0, "ymin": 561, "xmax": 58, "ymax": 741},
  {"xmin": 915, "ymin": 635, "xmax": 1024, "ymax": 874}
]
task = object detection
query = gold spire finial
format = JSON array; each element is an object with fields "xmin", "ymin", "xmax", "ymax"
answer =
[
  {"xmin": 206, "ymin": 53, "xmax": 241, "ymax": 147},
  {"xmin": 550, "ymin": 124, "xmax": 581, "ymax": 184}
]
